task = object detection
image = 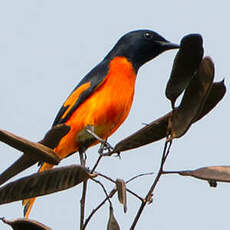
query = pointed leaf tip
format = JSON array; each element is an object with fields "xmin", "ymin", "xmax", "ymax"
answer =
[
  {"xmin": 1, "ymin": 217, "xmax": 52, "ymax": 230},
  {"xmin": 107, "ymin": 206, "xmax": 120, "ymax": 230},
  {"xmin": 39, "ymin": 124, "xmax": 70, "ymax": 149},
  {"xmin": 166, "ymin": 33, "xmax": 204, "ymax": 106}
]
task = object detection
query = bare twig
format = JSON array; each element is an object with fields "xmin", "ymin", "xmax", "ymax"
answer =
[
  {"xmin": 80, "ymin": 181, "xmax": 88, "ymax": 230},
  {"xmin": 82, "ymin": 138, "xmax": 172, "ymax": 230},
  {"xmin": 83, "ymin": 188, "xmax": 117, "ymax": 230},
  {"xmin": 126, "ymin": 188, "xmax": 144, "ymax": 202},
  {"xmin": 91, "ymin": 155, "xmax": 103, "ymax": 173},
  {"xmin": 92, "ymin": 178, "xmax": 112, "ymax": 206},
  {"xmin": 83, "ymin": 170, "xmax": 154, "ymax": 228},
  {"xmin": 97, "ymin": 172, "xmax": 116, "ymax": 184},
  {"xmin": 130, "ymin": 140, "xmax": 173, "ymax": 230},
  {"xmin": 126, "ymin": 172, "xmax": 154, "ymax": 184},
  {"xmin": 162, "ymin": 170, "xmax": 181, "ymax": 175}
]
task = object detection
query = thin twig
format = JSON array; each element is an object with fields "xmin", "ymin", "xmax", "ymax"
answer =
[
  {"xmin": 80, "ymin": 181, "xmax": 88, "ymax": 230},
  {"xmin": 130, "ymin": 140, "xmax": 173, "ymax": 230},
  {"xmin": 126, "ymin": 172, "xmax": 154, "ymax": 184},
  {"xmin": 163, "ymin": 140, "xmax": 172, "ymax": 163},
  {"xmin": 126, "ymin": 188, "xmax": 144, "ymax": 202},
  {"xmin": 97, "ymin": 172, "xmax": 116, "ymax": 183},
  {"xmin": 91, "ymin": 178, "xmax": 112, "ymax": 206},
  {"xmin": 83, "ymin": 169, "xmax": 154, "ymax": 228},
  {"xmin": 162, "ymin": 170, "xmax": 181, "ymax": 175},
  {"xmin": 83, "ymin": 189, "xmax": 117, "ymax": 230},
  {"xmin": 91, "ymin": 155, "xmax": 103, "ymax": 173}
]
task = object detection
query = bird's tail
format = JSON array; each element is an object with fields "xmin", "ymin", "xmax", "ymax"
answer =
[{"xmin": 22, "ymin": 162, "xmax": 54, "ymax": 218}]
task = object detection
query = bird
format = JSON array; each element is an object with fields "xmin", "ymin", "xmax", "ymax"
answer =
[{"xmin": 23, "ymin": 29, "xmax": 179, "ymax": 217}]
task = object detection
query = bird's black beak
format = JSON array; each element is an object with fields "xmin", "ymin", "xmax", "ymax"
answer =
[{"xmin": 156, "ymin": 40, "xmax": 180, "ymax": 50}]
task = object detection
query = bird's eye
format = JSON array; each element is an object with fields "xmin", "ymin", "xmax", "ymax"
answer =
[{"xmin": 144, "ymin": 32, "xmax": 153, "ymax": 40}]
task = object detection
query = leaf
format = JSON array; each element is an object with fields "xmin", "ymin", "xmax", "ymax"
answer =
[
  {"xmin": 0, "ymin": 128, "xmax": 60, "ymax": 164},
  {"xmin": 0, "ymin": 155, "xmax": 37, "ymax": 186},
  {"xmin": 170, "ymin": 56, "xmax": 214, "ymax": 138},
  {"xmin": 113, "ymin": 79, "xmax": 225, "ymax": 153},
  {"xmin": 1, "ymin": 217, "xmax": 52, "ymax": 230},
  {"xmin": 194, "ymin": 79, "xmax": 226, "ymax": 122},
  {"xmin": 107, "ymin": 206, "xmax": 120, "ymax": 230},
  {"xmin": 178, "ymin": 166, "xmax": 230, "ymax": 186},
  {"xmin": 113, "ymin": 112, "xmax": 170, "ymax": 153},
  {"xmin": 166, "ymin": 34, "xmax": 204, "ymax": 106},
  {"xmin": 0, "ymin": 125, "xmax": 70, "ymax": 186},
  {"xmin": 115, "ymin": 179, "xmax": 127, "ymax": 213},
  {"xmin": 0, "ymin": 165, "xmax": 95, "ymax": 205},
  {"xmin": 0, "ymin": 124, "xmax": 70, "ymax": 185}
]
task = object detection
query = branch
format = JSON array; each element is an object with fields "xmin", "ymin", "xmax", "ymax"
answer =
[
  {"xmin": 126, "ymin": 172, "xmax": 154, "ymax": 184},
  {"xmin": 83, "ymin": 169, "xmax": 155, "ymax": 229},
  {"xmin": 91, "ymin": 155, "xmax": 103, "ymax": 173},
  {"xmin": 91, "ymin": 178, "xmax": 112, "ymax": 206},
  {"xmin": 97, "ymin": 172, "xmax": 116, "ymax": 184},
  {"xmin": 83, "ymin": 188, "xmax": 117, "ymax": 230},
  {"xmin": 126, "ymin": 188, "xmax": 144, "ymax": 202},
  {"xmin": 162, "ymin": 170, "xmax": 181, "ymax": 175},
  {"xmin": 130, "ymin": 140, "xmax": 173, "ymax": 230},
  {"xmin": 80, "ymin": 181, "xmax": 88, "ymax": 230}
]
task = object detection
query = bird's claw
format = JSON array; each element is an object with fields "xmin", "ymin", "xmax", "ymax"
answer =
[
  {"xmin": 98, "ymin": 140, "xmax": 114, "ymax": 155},
  {"xmin": 85, "ymin": 128, "xmax": 114, "ymax": 156}
]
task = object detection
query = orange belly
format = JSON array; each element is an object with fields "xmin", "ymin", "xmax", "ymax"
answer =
[{"xmin": 55, "ymin": 57, "xmax": 137, "ymax": 158}]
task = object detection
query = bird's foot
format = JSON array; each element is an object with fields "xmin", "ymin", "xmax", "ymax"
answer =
[{"xmin": 98, "ymin": 141, "xmax": 114, "ymax": 156}]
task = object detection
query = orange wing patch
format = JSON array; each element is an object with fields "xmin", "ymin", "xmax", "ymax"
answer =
[{"xmin": 61, "ymin": 82, "xmax": 91, "ymax": 119}]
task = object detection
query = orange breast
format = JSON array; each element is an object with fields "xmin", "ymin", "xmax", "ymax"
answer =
[{"xmin": 55, "ymin": 56, "xmax": 137, "ymax": 158}]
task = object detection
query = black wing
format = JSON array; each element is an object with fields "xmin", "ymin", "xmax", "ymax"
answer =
[{"xmin": 52, "ymin": 60, "xmax": 109, "ymax": 126}]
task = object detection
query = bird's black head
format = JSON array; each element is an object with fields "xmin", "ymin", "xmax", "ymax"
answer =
[{"xmin": 105, "ymin": 30, "xmax": 179, "ymax": 71}]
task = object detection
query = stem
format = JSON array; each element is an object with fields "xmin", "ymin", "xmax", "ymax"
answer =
[
  {"xmin": 126, "ymin": 188, "xmax": 144, "ymax": 202},
  {"xmin": 162, "ymin": 170, "xmax": 181, "ymax": 175},
  {"xmin": 97, "ymin": 172, "xmax": 116, "ymax": 183},
  {"xmin": 126, "ymin": 172, "xmax": 154, "ymax": 184},
  {"xmin": 91, "ymin": 155, "xmax": 103, "ymax": 173},
  {"xmin": 130, "ymin": 140, "xmax": 172, "ymax": 230},
  {"xmin": 92, "ymin": 178, "xmax": 112, "ymax": 206},
  {"xmin": 80, "ymin": 181, "xmax": 88, "ymax": 230},
  {"xmin": 83, "ymin": 189, "xmax": 117, "ymax": 230}
]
